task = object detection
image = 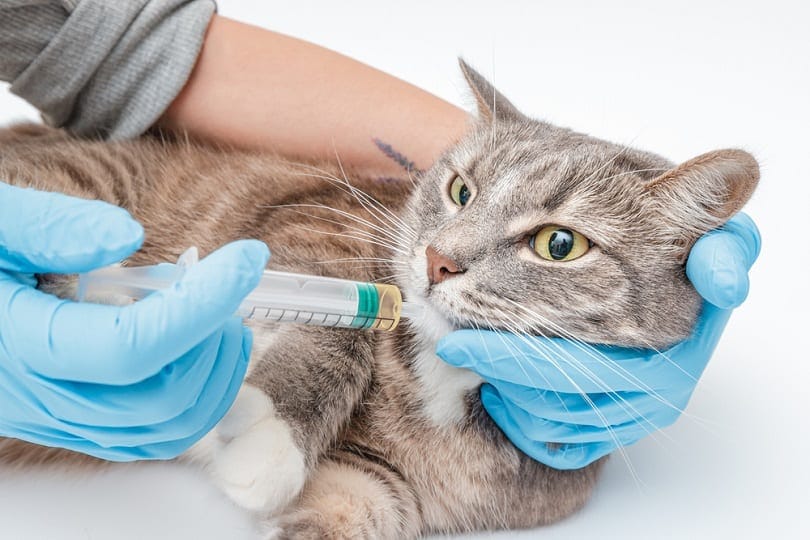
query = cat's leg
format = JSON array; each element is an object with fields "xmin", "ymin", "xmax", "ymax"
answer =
[
  {"xmin": 185, "ymin": 325, "xmax": 376, "ymax": 516},
  {"xmin": 268, "ymin": 451, "xmax": 422, "ymax": 540}
]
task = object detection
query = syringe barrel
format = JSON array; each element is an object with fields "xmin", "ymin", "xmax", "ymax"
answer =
[
  {"xmin": 238, "ymin": 271, "xmax": 402, "ymax": 331},
  {"xmin": 78, "ymin": 265, "xmax": 403, "ymax": 331}
]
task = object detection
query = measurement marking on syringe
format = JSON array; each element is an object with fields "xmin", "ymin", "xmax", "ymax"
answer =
[
  {"xmin": 248, "ymin": 306, "xmax": 347, "ymax": 327},
  {"xmin": 245, "ymin": 306, "xmax": 395, "ymax": 331}
]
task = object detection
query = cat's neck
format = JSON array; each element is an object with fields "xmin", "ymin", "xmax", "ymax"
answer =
[{"xmin": 391, "ymin": 300, "xmax": 483, "ymax": 427}]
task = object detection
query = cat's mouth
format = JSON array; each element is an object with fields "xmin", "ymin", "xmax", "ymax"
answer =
[
  {"xmin": 396, "ymin": 243, "xmax": 498, "ymax": 335},
  {"xmin": 402, "ymin": 277, "xmax": 479, "ymax": 335}
]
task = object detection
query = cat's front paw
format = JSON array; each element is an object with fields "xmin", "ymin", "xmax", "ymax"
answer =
[
  {"xmin": 212, "ymin": 413, "xmax": 306, "ymax": 514},
  {"xmin": 191, "ymin": 385, "xmax": 307, "ymax": 514}
]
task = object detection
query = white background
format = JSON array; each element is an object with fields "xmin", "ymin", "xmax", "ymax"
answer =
[{"xmin": 1, "ymin": 1, "xmax": 808, "ymax": 538}]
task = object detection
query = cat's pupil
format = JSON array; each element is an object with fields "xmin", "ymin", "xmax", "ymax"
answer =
[
  {"xmin": 458, "ymin": 185, "xmax": 470, "ymax": 205},
  {"xmin": 548, "ymin": 229, "xmax": 574, "ymax": 260}
]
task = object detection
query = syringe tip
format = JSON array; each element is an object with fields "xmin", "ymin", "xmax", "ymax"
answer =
[{"xmin": 400, "ymin": 301, "xmax": 425, "ymax": 321}]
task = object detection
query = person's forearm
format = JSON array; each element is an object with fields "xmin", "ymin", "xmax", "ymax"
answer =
[
  {"xmin": 159, "ymin": 16, "xmax": 469, "ymax": 176},
  {"xmin": 1, "ymin": 0, "xmax": 215, "ymax": 139}
]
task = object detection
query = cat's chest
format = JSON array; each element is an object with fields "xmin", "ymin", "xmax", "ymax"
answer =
[
  {"xmin": 409, "ymin": 346, "xmax": 484, "ymax": 426},
  {"xmin": 375, "ymin": 321, "xmax": 483, "ymax": 428}
]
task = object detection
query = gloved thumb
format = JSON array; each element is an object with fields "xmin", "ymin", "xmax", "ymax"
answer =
[
  {"xmin": 0, "ymin": 183, "xmax": 143, "ymax": 273},
  {"xmin": 686, "ymin": 212, "xmax": 760, "ymax": 309}
]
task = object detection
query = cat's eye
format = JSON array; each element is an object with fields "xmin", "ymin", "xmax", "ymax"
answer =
[
  {"xmin": 449, "ymin": 175, "xmax": 471, "ymax": 206},
  {"xmin": 529, "ymin": 226, "xmax": 591, "ymax": 262}
]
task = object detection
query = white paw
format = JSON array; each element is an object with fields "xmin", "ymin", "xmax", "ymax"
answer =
[
  {"xmin": 186, "ymin": 385, "xmax": 307, "ymax": 514},
  {"xmin": 212, "ymin": 415, "xmax": 307, "ymax": 514},
  {"xmin": 184, "ymin": 385, "xmax": 274, "ymax": 464},
  {"xmin": 216, "ymin": 384, "xmax": 275, "ymax": 441}
]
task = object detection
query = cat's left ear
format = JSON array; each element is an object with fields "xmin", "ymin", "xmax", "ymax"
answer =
[
  {"xmin": 458, "ymin": 58, "xmax": 523, "ymax": 123},
  {"xmin": 643, "ymin": 148, "xmax": 759, "ymax": 258}
]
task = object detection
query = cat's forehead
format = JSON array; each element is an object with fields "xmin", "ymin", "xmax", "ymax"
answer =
[
  {"xmin": 442, "ymin": 122, "xmax": 673, "ymax": 242},
  {"xmin": 456, "ymin": 138, "xmax": 650, "ymax": 206},
  {"xmin": 456, "ymin": 121, "xmax": 665, "ymax": 192}
]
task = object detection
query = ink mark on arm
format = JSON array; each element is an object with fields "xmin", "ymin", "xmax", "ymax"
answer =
[{"xmin": 373, "ymin": 138, "xmax": 425, "ymax": 177}]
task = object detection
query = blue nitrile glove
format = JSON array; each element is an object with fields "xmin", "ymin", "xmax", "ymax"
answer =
[
  {"xmin": 437, "ymin": 213, "xmax": 760, "ymax": 470},
  {"xmin": 0, "ymin": 183, "xmax": 269, "ymax": 461}
]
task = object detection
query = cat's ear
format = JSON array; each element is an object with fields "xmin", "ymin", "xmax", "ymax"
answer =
[
  {"xmin": 458, "ymin": 58, "xmax": 523, "ymax": 123},
  {"xmin": 644, "ymin": 148, "xmax": 759, "ymax": 258}
]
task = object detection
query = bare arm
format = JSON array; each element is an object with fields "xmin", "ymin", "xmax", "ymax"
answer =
[{"xmin": 159, "ymin": 16, "xmax": 469, "ymax": 176}]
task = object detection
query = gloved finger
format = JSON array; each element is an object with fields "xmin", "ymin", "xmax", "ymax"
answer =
[
  {"xmin": 486, "ymin": 378, "xmax": 671, "ymax": 428},
  {"xmin": 0, "ymin": 183, "xmax": 144, "ymax": 273},
  {"xmin": 481, "ymin": 385, "xmax": 654, "ymax": 445},
  {"xmin": 2, "ymin": 239, "xmax": 268, "ymax": 385},
  {"xmin": 39, "ymin": 317, "xmax": 249, "ymax": 451},
  {"xmin": 481, "ymin": 386, "xmax": 616, "ymax": 470},
  {"xmin": 102, "ymin": 323, "xmax": 253, "ymax": 461},
  {"xmin": 438, "ymin": 329, "xmax": 688, "ymax": 393},
  {"xmin": 29, "ymin": 322, "xmax": 226, "ymax": 427},
  {"xmin": 686, "ymin": 212, "xmax": 760, "ymax": 309},
  {"xmin": 134, "ymin": 325, "xmax": 254, "ymax": 460}
]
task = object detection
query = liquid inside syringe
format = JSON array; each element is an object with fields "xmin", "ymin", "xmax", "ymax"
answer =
[{"xmin": 78, "ymin": 248, "xmax": 423, "ymax": 332}]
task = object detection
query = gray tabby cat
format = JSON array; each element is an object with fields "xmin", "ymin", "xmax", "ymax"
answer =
[{"xmin": 0, "ymin": 61, "xmax": 758, "ymax": 539}]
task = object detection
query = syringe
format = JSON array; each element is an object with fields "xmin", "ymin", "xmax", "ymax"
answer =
[{"xmin": 77, "ymin": 248, "xmax": 422, "ymax": 331}]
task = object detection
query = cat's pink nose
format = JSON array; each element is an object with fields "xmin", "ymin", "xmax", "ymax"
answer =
[{"xmin": 426, "ymin": 246, "xmax": 464, "ymax": 285}]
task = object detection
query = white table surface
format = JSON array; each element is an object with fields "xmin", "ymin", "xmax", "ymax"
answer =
[{"xmin": 1, "ymin": 1, "xmax": 807, "ymax": 538}]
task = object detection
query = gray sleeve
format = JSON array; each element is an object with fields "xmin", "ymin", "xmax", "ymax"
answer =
[{"xmin": 0, "ymin": 0, "xmax": 216, "ymax": 139}]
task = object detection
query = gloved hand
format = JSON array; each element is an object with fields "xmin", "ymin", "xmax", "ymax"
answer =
[
  {"xmin": 0, "ymin": 183, "xmax": 269, "ymax": 461},
  {"xmin": 437, "ymin": 213, "xmax": 760, "ymax": 470}
]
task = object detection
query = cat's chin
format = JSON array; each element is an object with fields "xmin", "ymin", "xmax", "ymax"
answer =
[{"xmin": 400, "ymin": 289, "xmax": 459, "ymax": 343}]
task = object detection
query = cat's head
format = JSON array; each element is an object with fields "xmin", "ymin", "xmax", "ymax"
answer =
[{"xmin": 395, "ymin": 60, "xmax": 758, "ymax": 348}]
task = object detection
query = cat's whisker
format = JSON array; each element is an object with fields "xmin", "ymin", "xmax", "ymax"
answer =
[
  {"xmin": 478, "ymin": 312, "xmax": 588, "ymax": 437},
  {"xmin": 494, "ymin": 320, "xmax": 644, "ymax": 487},
  {"xmin": 328, "ymin": 150, "xmax": 419, "ymax": 240},
  {"xmin": 480, "ymin": 314, "xmax": 607, "ymax": 436},
  {"xmin": 262, "ymin": 194, "xmax": 413, "ymax": 242},
  {"xmin": 482, "ymin": 308, "xmax": 615, "ymax": 425},
  {"xmin": 282, "ymin": 164, "xmax": 418, "ymax": 241},
  {"xmin": 609, "ymin": 333, "xmax": 722, "ymax": 434},
  {"xmin": 487, "ymin": 303, "xmax": 659, "ymax": 443},
  {"xmin": 305, "ymin": 258, "xmax": 407, "ymax": 273},
  {"xmin": 287, "ymin": 224, "xmax": 410, "ymax": 256},
  {"xmin": 404, "ymin": 162, "xmax": 419, "ymax": 190},
  {"xmin": 490, "ymin": 307, "xmax": 626, "ymax": 410},
  {"xmin": 492, "ymin": 313, "xmax": 643, "ymax": 486},
  {"xmin": 345, "ymin": 183, "xmax": 418, "ymax": 240},
  {"xmin": 308, "ymin": 256, "xmax": 407, "ymax": 267},
  {"xmin": 494, "ymin": 300, "xmax": 692, "ymax": 450},
  {"xmin": 262, "ymin": 203, "xmax": 410, "ymax": 249},
  {"xmin": 291, "ymin": 168, "xmax": 418, "ymax": 243},
  {"xmin": 291, "ymin": 199, "xmax": 413, "ymax": 245},
  {"xmin": 580, "ymin": 143, "xmax": 636, "ymax": 186},
  {"xmin": 501, "ymin": 298, "xmax": 687, "ymax": 418},
  {"xmin": 479, "ymin": 313, "xmax": 559, "ymax": 397},
  {"xmin": 596, "ymin": 167, "xmax": 670, "ymax": 184},
  {"xmin": 374, "ymin": 273, "xmax": 410, "ymax": 284}
]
